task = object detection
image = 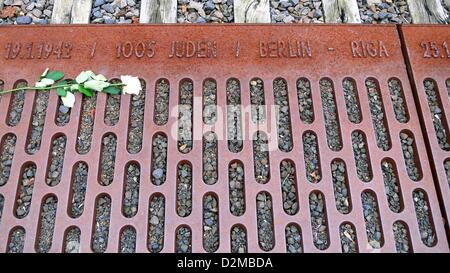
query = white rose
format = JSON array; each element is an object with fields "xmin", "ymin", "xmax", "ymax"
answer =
[
  {"xmin": 61, "ymin": 92, "xmax": 76, "ymax": 108},
  {"xmin": 121, "ymin": 75, "xmax": 142, "ymax": 95}
]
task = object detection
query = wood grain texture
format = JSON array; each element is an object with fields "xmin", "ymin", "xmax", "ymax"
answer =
[
  {"xmin": 322, "ymin": 0, "xmax": 361, "ymax": 23},
  {"xmin": 71, "ymin": 0, "xmax": 92, "ymax": 24},
  {"xmin": 407, "ymin": 0, "xmax": 449, "ymax": 23},
  {"xmin": 234, "ymin": 0, "xmax": 270, "ymax": 23},
  {"xmin": 140, "ymin": 0, "xmax": 177, "ymax": 23},
  {"xmin": 51, "ymin": 0, "xmax": 74, "ymax": 24}
]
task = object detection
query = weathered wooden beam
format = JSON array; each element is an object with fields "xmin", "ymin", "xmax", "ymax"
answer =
[
  {"xmin": 140, "ymin": 0, "xmax": 177, "ymax": 23},
  {"xmin": 234, "ymin": 0, "xmax": 271, "ymax": 23},
  {"xmin": 407, "ymin": 0, "xmax": 448, "ymax": 23},
  {"xmin": 71, "ymin": 0, "xmax": 92, "ymax": 24},
  {"xmin": 322, "ymin": 0, "xmax": 361, "ymax": 23},
  {"xmin": 51, "ymin": 0, "xmax": 74, "ymax": 24}
]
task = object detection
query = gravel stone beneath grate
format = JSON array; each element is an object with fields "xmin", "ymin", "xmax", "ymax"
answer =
[
  {"xmin": 37, "ymin": 196, "xmax": 57, "ymax": 253},
  {"xmin": 231, "ymin": 226, "xmax": 247, "ymax": 253},
  {"xmin": 154, "ymin": 79, "xmax": 170, "ymax": 126},
  {"xmin": 270, "ymin": 0, "xmax": 324, "ymax": 23},
  {"xmin": 203, "ymin": 132, "xmax": 218, "ymax": 185},
  {"xmin": 151, "ymin": 134, "xmax": 167, "ymax": 185},
  {"xmin": 352, "ymin": 131, "xmax": 372, "ymax": 182},
  {"xmin": 257, "ymin": 192, "xmax": 274, "ymax": 251},
  {"xmin": 7, "ymin": 228, "xmax": 25, "ymax": 253},
  {"xmin": 203, "ymin": 194, "xmax": 219, "ymax": 253},
  {"xmin": 0, "ymin": 195, "xmax": 4, "ymax": 224},
  {"xmin": 331, "ymin": 160, "xmax": 350, "ymax": 214},
  {"xmin": 303, "ymin": 132, "xmax": 321, "ymax": 183},
  {"xmin": 227, "ymin": 79, "xmax": 243, "ymax": 153},
  {"xmin": 15, "ymin": 165, "xmax": 36, "ymax": 218},
  {"xmin": 104, "ymin": 93, "xmax": 120, "ymax": 126},
  {"xmin": 393, "ymin": 221, "xmax": 411, "ymax": 253},
  {"xmin": 56, "ymin": 101, "xmax": 71, "ymax": 126},
  {"xmin": 229, "ymin": 161, "xmax": 245, "ymax": 216},
  {"xmin": 177, "ymin": 0, "xmax": 234, "ymax": 23},
  {"xmin": 176, "ymin": 226, "xmax": 192, "ymax": 253},
  {"xmin": 285, "ymin": 224, "xmax": 303, "ymax": 253},
  {"xmin": 7, "ymin": 85, "xmax": 26, "ymax": 126},
  {"xmin": 309, "ymin": 192, "xmax": 329, "ymax": 250},
  {"xmin": 274, "ymin": 79, "xmax": 293, "ymax": 152},
  {"xmin": 362, "ymin": 192, "xmax": 383, "ymax": 249},
  {"xmin": 148, "ymin": 195, "xmax": 165, "ymax": 253},
  {"xmin": 297, "ymin": 78, "xmax": 314, "ymax": 124},
  {"xmin": 64, "ymin": 227, "xmax": 81, "ymax": 253},
  {"xmin": 343, "ymin": 78, "xmax": 362, "ymax": 124},
  {"xmin": 366, "ymin": 79, "xmax": 391, "ymax": 151},
  {"xmin": 413, "ymin": 190, "xmax": 436, "ymax": 247},
  {"xmin": 400, "ymin": 132, "xmax": 420, "ymax": 181},
  {"xmin": 70, "ymin": 162, "xmax": 88, "ymax": 218},
  {"xmin": 340, "ymin": 223, "xmax": 357, "ymax": 253},
  {"xmin": 127, "ymin": 87, "xmax": 145, "ymax": 154},
  {"xmin": 280, "ymin": 160, "xmax": 298, "ymax": 215},
  {"xmin": 320, "ymin": 79, "xmax": 342, "ymax": 151},
  {"xmin": 123, "ymin": 163, "xmax": 140, "ymax": 217},
  {"xmin": 423, "ymin": 80, "xmax": 450, "ymax": 150},
  {"xmin": 46, "ymin": 136, "xmax": 66, "ymax": 186},
  {"xmin": 253, "ymin": 131, "xmax": 270, "ymax": 184},
  {"xmin": 203, "ymin": 79, "xmax": 217, "ymax": 125},
  {"xmin": 445, "ymin": 159, "xmax": 450, "ymax": 189},
  {"xmin": 76, "ymin": 95, "xmax": 97, "ymax": 154},
  {"xmin": 177, "ymin": 163, "xmax": 192, "ymax": 217},
  {"xmin": 120, "ymin": 227, "xmax": 136, "ymax": 253},
  {"xmin": 99, "ymin": 134, "xmax": 116, "ymax": 186},
  {"xmin": 178, "ymin": 80, "xmax": 193, "ymax": 153},
  {"xmin": 250, "ymin": 78, "xmax": 266, "ymax": 123},
  {"xmin": 0, "ymin": 134, "xmax": 16, "ymax": 186},
  {"xmin": 26, "ymin": 91, "xmax": 49, "ymax": 154},
  {"xmin": 388, "ymin": 79, "xmax": 408, "ymax": 123},
  {"xmin": 92, "ymin": 196, "xmax": 111, "ymax": 253},
  {"xmin": 381, "ymin": 160, "xmax": 402, "ymax": 213}
]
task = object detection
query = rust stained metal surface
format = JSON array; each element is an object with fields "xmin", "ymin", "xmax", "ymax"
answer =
[
  {"xmin": 400, "ymin": 25, "xmax": 450, "ymax": 240},
  {"xmin": 0, "ymin": 25, "xmax": 448, "ymax": 253}
]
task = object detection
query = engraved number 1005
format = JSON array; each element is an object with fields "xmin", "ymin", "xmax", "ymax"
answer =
[{"xmin": 116, "ymin": 41, "xmax": 156, "ymax": 58}]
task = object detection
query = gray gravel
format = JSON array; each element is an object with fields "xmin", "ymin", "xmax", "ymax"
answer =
[
  {"xmin": 250, "ymin": 78, "xmax": 266, "ymax": 123},
  {"xmin": 231, "ymin": 225, "xmax": 247, "ymax": 253},
  {"xmin": 176, "ymin": 226, "xmax": 192, "ymax": 253},
  {"xmin": 203, "ymin": 132, "xmax": 218, "ymax": 185},
  {"xmin": 148, "ymin": 195, "xmax": 165, "ymax": 253},
  {"xmin": 309, "ymin": 192, "xmax": 329, "ymax": 250},
  {"xmin": 297, "ymin": 78, "xmax": 314, "ymax": 124},
  {"xmin": 7, "ymin": 227, "xmax": 25, "ymax": 253},
  {"xmin": 0, "ymin": 194, "xmax": 4, "ymax": 224},
  {"xmin": 366, "ymin": 79, "xmax": 391, "ymax": 151},
  {"xmin": 56, "ymin": 101, "xmax": 71, "ymax": 127},
  {"xmin": 285, "ymin": 224, "xmax": 303, "ymax": 253},
  {"xmin": 151, "ymin": 134, "xmax": 167, "ymax": 186},
  {"xmin": 400, "ymin": 132, "xmax": 421, "ymax": 181},
  {"xmin": 388, "ymin": 79, "xmax": 408, "ymax": 123},
  {"xmin": 76, "ymin": 94, "xmax": 96, "ymax": 154},
  {"xmin": 445, "ymin": 159, "xmax": 450, "ymax": 188},
  {"xmin": 46, "ymin": 136, "xmax": 66, "ymax": 186},
  {"xmin": 127, "ymin": 84, "xmax": 145, "ymax": 154},
  {"xmin": 424, "ymin": 80, "xmax": 450, "ymax": 150},
  {"xmin": 257, "ymin": 192, "xmax": 274, "ymax": 251},
  {"xmin": 271, "ymin": 0, "xmax": 324, "ymax": 23},
  {"xmin": 280, "ymin": 160, "xmax": 298, "ymax": 215},
  {"xmin": 227, "ymin": 79, "xmax": 243, "ymax": 153},
  {"xmin": 64, "ymin": 227, "xmax": 80, "ymax": 253},
  {"xmin": 120, "ymin": 227, "xmax": 136, "ymax": 253},
  {"xmin": 340, "ymin": 223, "xmax": 357, "ymax": 253},
  {"xmin": 15, "ymin": 164, "xmax": 36, "ymax": 218},
  {"xmin": 0, "ymin": 0, "xmax": 53, "ymax": 25},
  {"xmin": 413, "ymin": 190, "xmax": 436, "ymax": 247},
  {"xmin": 320, "ymin": 79, "xmax": 342, "ymax": 151},
  {"xmin": 70, "ymin": 162, "xmax": 88, "ymax": 218},
  {"xmin": 447, "ymin": 79, "xmax": 450, "ymax": 98},
  {"xmin": 123, "ymin": 163, "xmax": 140, "ymax": 218},
  {"xmin": 177, "ymin": 162, "xmax": 192, "ymax": 217},
  {"xmin": 352, "ymin": 131, "xmax": 372, "ymax": 182},
  {"xmin": 203, "ymin": 194, "xmax": 219, "ymax": 253},
  {"xmin": 303, "ymin": 132, "xmax": 321, "ymax": 183},
  {"xmin": 229, "ymin": 161, "xmax": 245, "ymax": 216},
  {"xmin": 37, "ymin": 196, "xmax": 57, "ymax": 253},
  {"xmin": 331, "ymin": 160, "xmax": 350, "ymax": 214},
  {"xmin": 253, "ymin": 131, "xmax": 270, "ymax": 184},
  {"xmin": 26, "ymin": 91, "xmax": 49, "ymax": 154},
  {"xmin": 0, "ymin": 134, "xmax": 16, "ymax": 186},
  {"xmin": 203, "ymin": 79, "xmax": 217, "ymax": 124},
  {"xmin": 99, "ymin": 134, "xmax": 116, "ymax": 186},
  {"xmin": 178, "ymin": 80, "xmax": 193, "ymax": 154},
  {"xmin": 177, "ymin": 0, "xmax": 234, "ymax": 23},
  {"xmin": 343, "ymin": 78, "xmax": 362, "ymax": 124},
  {"xmin": 92, "ymin": 196, "xmax": 111, "ymax": 253},
  {"xmin": 154, "ymin": 79, "xmax": 170, "ymax": 126},
  {"xmin": 358, "ymin": 0, "xmax": 411, "ymax": 24},
  {"xmin": 274, "ymin": 79, "xmax": 293, "ymax": 152},
  {"xmin": 381, "ymin": 160, "xmax": 402, "ymax": 213},
  {"xmin": 393, "ymin": 221, "xmax": 411, "ymax": 253},
  {"xmin": 91, "ymin": 0, "xmax": 140, "ymax": 24},
  {"xmin": 362, "ymin": 191, "xmax": 383, "ymax": 249},
  {"xmin": 104, "ymin": 93, "xmax": 120, "ymax": 126},
  {"xmin": 7, "ymin": 83, "xmax": 26, "ymax": 126}
]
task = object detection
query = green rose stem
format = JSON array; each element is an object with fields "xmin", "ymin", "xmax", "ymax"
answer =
[{"xmin": 0, "ymin": 83, "xmax": 125, "ymax": 95}]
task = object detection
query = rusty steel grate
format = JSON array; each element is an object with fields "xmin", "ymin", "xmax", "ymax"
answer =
[
  {"xmin": 0, "ymin": 25, "xmax": 448, "ymax": 253},
  {"xmin": 400, "ymin": 25, "xmax": 450, "ymax": 242}
]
